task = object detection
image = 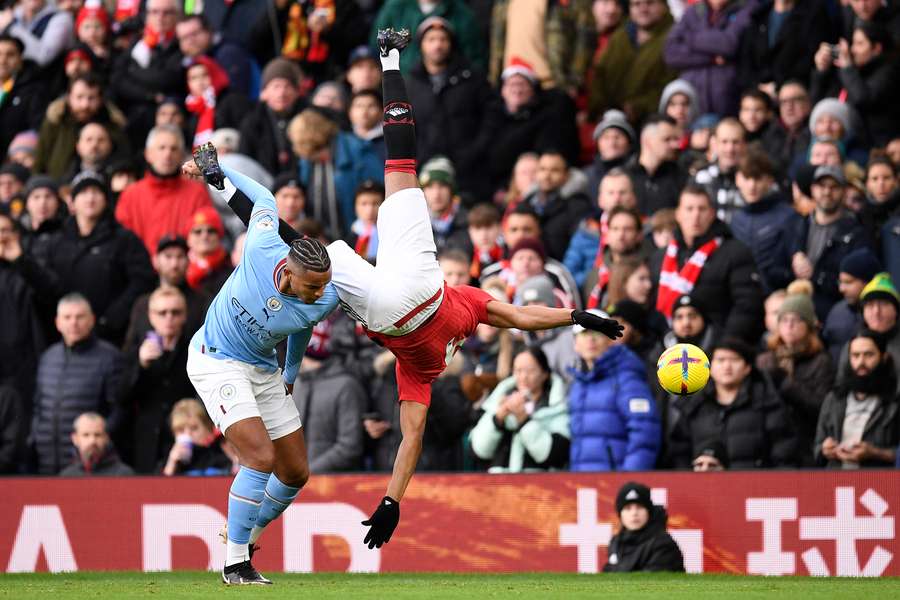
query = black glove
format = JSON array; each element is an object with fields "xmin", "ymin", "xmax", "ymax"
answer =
[
  {"xmin": 572, "ymin": 309, "xmax": 624, "ymax": 339},
  {"xmin": 362, "ymin": 496, "xmax": 400, "ymax": 549}
]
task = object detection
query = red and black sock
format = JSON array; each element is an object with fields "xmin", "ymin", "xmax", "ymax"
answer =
[{"xmin": 382, "ymin": 70, "xmax": 417, "ymax": 175}]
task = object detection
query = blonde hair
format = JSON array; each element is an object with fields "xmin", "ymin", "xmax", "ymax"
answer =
[
  {"xmin": 785, "ymin": 279, "xmax": 814, "ymax": 297},
  {"xmin": 287, "ymin": 109, "xmax": 339, "ymax": 159},
  {"xmin": 170, "ymin": 398, "xmax": 213, "ymax": 433}
]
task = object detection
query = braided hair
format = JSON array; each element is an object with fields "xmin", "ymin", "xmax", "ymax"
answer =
[{"xmin": 289, "ymin": 236, "xmax": 331, "ymax": 273}]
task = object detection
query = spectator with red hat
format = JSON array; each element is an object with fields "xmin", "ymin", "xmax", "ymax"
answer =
[
  {"xmin": 484, "ymin": 58, "xmax": 579, "ymax": 190},
  {"xmin": 73, "ymin": 3, "xmax": 111, "ymax": 80},
  {"xmin": 115, "ymin": 124, "xmax": 213, "ymax": 257},
  {"xmin": 183, "ymin": 56, "xmax": 251, "ymax": 149},
  {"xmin": 175, "ymin": 13, "xmax": 253, "ymax": 97},
  {"xmin": 185, "ymin": 205, "xmax": 231, "ymax": 296}
]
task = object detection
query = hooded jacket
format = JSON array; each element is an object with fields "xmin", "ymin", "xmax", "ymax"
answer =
[
  {"xmin": 568, "ymin": 345, "xmax": 660, "ymax": 471},
  {"xmin": 603, "ymin": 505, "xmax": 685, "ymax": 572},
  {"xmin": 729, "ymin": 189, "xmax": 800, "ymax": 294}
]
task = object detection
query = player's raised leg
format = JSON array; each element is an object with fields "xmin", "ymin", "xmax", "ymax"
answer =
[{"xmin": 378, "ymin": 28, "xmax": 418, "ymax": 197}]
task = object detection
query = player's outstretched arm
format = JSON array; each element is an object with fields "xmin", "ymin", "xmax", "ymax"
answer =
[
  {"xmin": 361, "ymin": 400, "xmax": 427, "ymax": 549},
  {"xmin": 485, "ymin": 301, "xmax": 624, "ymax": 340}
]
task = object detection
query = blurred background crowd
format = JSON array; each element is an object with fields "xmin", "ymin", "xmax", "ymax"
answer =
[{"xmin": 0, "ymin": 0, "xmax": 899, "ymax": 478}]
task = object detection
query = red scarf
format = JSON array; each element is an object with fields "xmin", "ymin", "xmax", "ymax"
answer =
[
  {"xmin": 470, "ymin": 243, "xmax": 504, "ymax": 279},
  {"xmin": 656, "ymin": 236, "xmax": 722, "ymax": 320},
  {"xmin": 143, "ymin": 25, "xmax": 174, "ymax": 50},
  {"xmin": 187, "ymin": 247, "xmax": 229, "ymax": 290},
  {"xmin": 185, "ymin": 57, "xmax": 230, "ymax": 149},
  {"xmin": 353, "ymin": 221, "xmax": 377, "ymax": 260},
  {"xmin": 585, "ymin": 214, "xmax": 610, "ymax": 309}
]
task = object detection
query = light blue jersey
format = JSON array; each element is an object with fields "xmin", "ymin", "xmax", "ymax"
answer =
[{"xmin": 191, "ymin": 166, "xmax": 338, "ymax": 384}]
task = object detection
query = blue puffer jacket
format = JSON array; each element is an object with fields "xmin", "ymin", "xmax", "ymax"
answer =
[
  {"xmin": 562, "ymin": 221, "xmax": 600, "ymax": 289},
  {"xmin": 568, "ymin": 344, "xmax": 660, "ymax": 471}
]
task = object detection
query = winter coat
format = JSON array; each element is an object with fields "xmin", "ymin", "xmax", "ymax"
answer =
[
  {"xmin": 470, "ymin": 373, "xmax": 570, "ymax": 473},
  {"xmin": 0, "ymin": 385, "xmax": 25, "ymax": 474},
  {"xmin": 568, "ymin": 345, "xmax": 660, "ymax": 471},
  {"xmin": 36, "ymin": 216, "xmax": 156, "ymax": 346},
  {"xmin": 294, "ymin": 359, "xmax": 365, "ymax": 473},
  {"xmin": 485, "ymin": 89, "xmax": 580, "ymax": 190},
  {"xmin": 624, "ymin": 157, "xmax": 688, "ymax": 217},
  {"xmin": 523, "ymin": 188, "xmax": 593, "ymax": 262},
  {"xmin": 603, "ymin": 506, "xmax": 685, "ymax": 572},
  {"xmin": 115, "ymin": 173, "xmax": 214, "ymax": 258},
  {"xmin": 860, "ymin": 190, "xmax": 900, "ymax": 247},
  {"xmin": 589, "ymin": 16, "xmax": 676, "ymax": 121},
  {"xmin": 650, "ymin": 220, "xmax": 765, "ymax": 342},
  {"xmin": 664, "ymin": 0, "xmax": 756, "ymax": 116},
  {"xmin": 761, "ymin": 120, "xmax": 811, "ymax": 178},
  {"xmin": 756, "ymin": 348, "xmax": 833, "ymax": 465},
  {"xmin": 814, "ymin": 386, "xmax": 900, "ymax": 468},
  {"xmin": 31, "ymin": 335, "xmax": 124, "ymax": 474},
  {"xmin": 729, "ymin": 190, "xmax": 800, "ymax": 294},
  {"xmin": 238, "ymin": 99, "xmax": 305, "ymax": 177},
  {"xmin": 58, "ymin": 444, "xmax": 135, "ymax": 476},
  {"xmin": 563, "ymin": 224, "xmax": 603, "ymax": 290},
  {"xmin": 884, "ymin": 217, "xmax": 900, "ymax": 290},
  {"xmin": 371, "ymin": 0, "xmax": 485, "ymax": 74},
  {"xmin": 121, "ymin": 333, "xmax": 196, "ymax": 474},
  {"xmin": 822, "ymin": 299, "xmax": 861, "ymax": 364},
  {"xmin": 788, "ymin": 213, "xmax": 872, "ymax": 321},
  {"xmin": 668, "ymin": 371, "xmax": 799, "ymax": 468},
  {"xmin": 110, "ymin": 38, "xmax": 184, "ymax": 148},
  {"xmin": 298, "ymin": 131, "xmax": 385, "ymax": 235},
  {"xmin": 33, "ymin": 98, "xmax": 130, "ymax": 180},
  {"xmin": 0, "ymin": 61, "xmax": 48, "ymax": 157},
  {"xmin": 737, "ymin": 0, "xmax": 833, "ymax": 90},
  {"xmin": 407, "ymin": 53, "xmax": 498, "ymax": 203},
  {"xmin": 810, "ymin": 56, "xmax": 900, "ymax": 147},
  {"xmin": 488, "ymin": 0, "xmax": 596, "ymax": 91}
]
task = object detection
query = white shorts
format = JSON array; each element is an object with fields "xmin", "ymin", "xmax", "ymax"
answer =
[
  {"xmin": 328, "ymin": 187, "xmax": 444, "ymax": 335},
  {"xmin": 186, "ymin": 346, "xmax": 301, "ymax": 440}
]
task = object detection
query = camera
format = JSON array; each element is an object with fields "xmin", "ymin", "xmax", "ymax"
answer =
[{"xmin": 829, "ymin": 44, "xmax": 840, "ymax": 60}]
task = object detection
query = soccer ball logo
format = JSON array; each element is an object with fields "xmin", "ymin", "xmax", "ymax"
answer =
[{"xmin": 656, "ymin": 343, "xmax": 710, "ymax": 395}]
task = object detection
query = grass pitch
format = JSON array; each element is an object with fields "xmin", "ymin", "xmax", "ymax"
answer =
[{"xmin": 1, "ymin": 572, "xmax": 899, "ymax": 599}]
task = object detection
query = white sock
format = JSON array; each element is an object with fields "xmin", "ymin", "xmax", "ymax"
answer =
[
  {"xmin": 380, "ymin": 48, "xmax": 400, "ymax": 72},
  {"xmin": 249, "ymin": 525, "xmax": 264, "ymax": 545},
  {"xmin": 225, "ymin": 539, "xmax": 249, "ymax": 567},
  {"xmin": 207, "ymin": 176, "xmax": 236, "ymax": 203}
]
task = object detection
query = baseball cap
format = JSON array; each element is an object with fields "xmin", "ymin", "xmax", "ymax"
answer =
[
  {"xmin": 156, "ymin": 234, "xmax": 188, "ymax": 254},
  {"xmin": 347, "ymin": 45, "xmax": 378, "ymax": 68},
  {"xmin": 573, "ymin": 308, "xmax": 609, "ymax": 334},
  {"xmin": 813, "ymin": 164, "xmax": 845, "ymax": 186},
  {"xmin": 70, "ymin": 170, "xmax": 108, "ymax": 199}
]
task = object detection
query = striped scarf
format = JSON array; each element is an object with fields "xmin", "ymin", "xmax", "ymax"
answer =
[
  {"xmin": 470, "ymin": 243, "xmax": 504, "ymax": 279},
  {"xmin": 656, "ymin": 236, "xmax": 722, "ymax": 321},
  {"xmin": 352, "ymin": 219, "xmax": 378, "ymax": 261},
  {"xmin": 0, "ymin": 78, "xmax": 13, "ymax": 107},
  {"xmin": 585, "ymin": 214, "xmax": 610, "ymax": 309}
]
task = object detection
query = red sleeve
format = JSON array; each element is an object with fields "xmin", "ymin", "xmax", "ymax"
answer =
[
  {"xmin": 114, "ymin": 188, "xmax": 133, "ymax": 230},
  {"xmin": 395, "ymin": 361, "xmax": 432, "ymax": 407},
  {"xmin": 456, "ymin": 285, "xmax": 494, "ymax": 324}
]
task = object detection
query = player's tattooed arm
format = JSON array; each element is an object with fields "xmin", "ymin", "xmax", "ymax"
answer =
[{"xmin": 226, "ymin": 188, "xmax": 302, "ymax": 245}]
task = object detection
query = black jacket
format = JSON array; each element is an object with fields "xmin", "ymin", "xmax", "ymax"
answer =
[
  {"xmin": 31, "ymin": 335, "xmax": 125, "ymax": 474},
  {"xmin": 0, "ymin": 385, "xmax": 25, "ymax": 474},
  {"xmin": 650, "ymin": 220, "xmax": 765, "ymax": 342},
  {"xmin": 814, "ymin": 377, "xmax": 900, "ymax": 468},
  {"xmin": 761, "ymin": 121, "xmax": 810, "ymax": 181},
  {"xmin": 58, "ymin": 444, "xmax": 135, "ymax": 476},
  {"xmin": 525, "ymin": 189, "xmax": 593, "ymax": 261},
  {"xmin": 36, "ymin": 216, "xmax": 156, "ymax": 346},
  {"xmin": 668, "ymin": 371, "xmax": 799, "ymax": 468},
  {"xmin": 121, "ymin": 333, "xmax": 196, "ymax": 473},
  {"xmin": 738, "ymin": 0, "xmax": 834, "ymax": 90},
  {"xmin": 485, "ymin": 89, "xmax": 579, "ymax": 190},
  {"xmin": 238, "ymin": 99, "xmax": 305, "ymax": 176},
  {"xmin": 407, "ymin": 53, "xmax": 499, "ymax": 204},
  {"xmin": 0, "ymin": 61, "xmax": 48, "ymax": 157},
  {"xmin": 625, "ymin": 157, "xmax": 689, "ymax": 217},
  {"xmin": 603, "ymin": 506, "xmax": 685, "ymax": 572},
  {"xmin": 788, "ymin": 213, "xmax": 872, "ymax": 321}
]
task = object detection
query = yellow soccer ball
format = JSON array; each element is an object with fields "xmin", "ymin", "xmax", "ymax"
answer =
[{"xmin": 657, "ymin": 343, "xmax": 710, "ymax": 396}]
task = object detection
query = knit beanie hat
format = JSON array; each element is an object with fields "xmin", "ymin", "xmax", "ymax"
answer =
[
  {"xmin": 261, "ymin": 57, "xmax": 303, "ymax": 90},
  {"xmin": 778, "ymin": 292, "xmax": 817, "ymax": 326},
  {"xmin": 419, "ymin": 156, "xmax": 456, "ymax": 190},
  {"xmin": 592, "ymin": 109, "xmax": 636, "ymax": 146},
  {"xmin": 860, "ymin": 273, "xmax": 900, "ymax": 311},
  {"xmin": 191, "ymin": 206, "xmax": 225, "ymax": 238},
  {"xmin": 7, "ymin": 130, "xmax": 38, "ymax": 159},
  {"xmin": 608, "ymin": 299, "xmax": 649, "ymax": 335},
  {"xmin": 615, "ymin": 482, "xmax": 653, "ymax": 514},
  {"xmin": 673, "ymin": 294, "xmax": 708, "ymax": 321},
  {"xmin": 839, "ymin": 248, "xmax": 882, "ymax": 283},
  {"xmin": 509, "ymin": 236, "xmax": 546, "ymax": 262},
  {"xmin": 516, "ymin": 274, "xmax": 556, "ymax": 307},
  {"xmin": 24, "ymin": 175, "xmax": 59, "ymax": 199},
  {"xmin": 809, "ymin": 98, "xmax": 852, "ymax": 139}
]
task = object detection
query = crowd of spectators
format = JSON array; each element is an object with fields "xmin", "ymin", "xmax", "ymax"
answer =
[{"xmin": 1, "ymin": 0, "xmax": 899, "ymax": 477}]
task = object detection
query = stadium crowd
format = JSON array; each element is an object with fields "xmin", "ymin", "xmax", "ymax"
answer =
[{"xmin": 0, "ymin": 0, "xmax": 899, "ymax": 477}]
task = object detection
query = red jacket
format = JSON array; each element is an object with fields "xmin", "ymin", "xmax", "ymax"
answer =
[{"xmin": 115, "ymin": 173, "xmax": 212, "ymax": 256}]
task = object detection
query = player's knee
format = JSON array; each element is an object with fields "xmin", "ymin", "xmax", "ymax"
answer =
[
  {"xmin": 244, "ymin": 444, "xmax": 276, "ymax": 473},
  {"xmin": 280, "ymin": 464, "xmax": 309, "ymax": 488}
]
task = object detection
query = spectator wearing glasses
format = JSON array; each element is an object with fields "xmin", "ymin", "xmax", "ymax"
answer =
[
  {"xmin": 122, "ymin": 286, "xmax": 196, "ymax": 473},
  {"xmin": 761, "ymin": 81, "xmax": 812, "ymax": 174}
]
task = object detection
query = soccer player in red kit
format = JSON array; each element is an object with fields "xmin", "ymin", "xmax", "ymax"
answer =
[{"xmin": 197, "ymin": 28, "xmax": 623, "ymax": 551}]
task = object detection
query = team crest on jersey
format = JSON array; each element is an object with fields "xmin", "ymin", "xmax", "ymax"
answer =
[
  {"xmin": 256, "ymin": 215, "xmax": 274, "ymax": 229},
  {"xmin": 219, "ymin": 384, "xmax": 236, "ymax": 400},
  {"xmin": 266, "ymin": 296, "xmax": 283, "ymax": 312}
]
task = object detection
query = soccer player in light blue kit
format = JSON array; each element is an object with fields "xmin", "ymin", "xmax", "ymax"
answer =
[{"xmin": 185, "ymin": 159, "xmax": 338, "ymax": 585}]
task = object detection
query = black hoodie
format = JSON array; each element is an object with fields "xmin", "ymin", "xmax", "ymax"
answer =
[{"xmin": 603, "ymin": 505, "xmax": 685, "ymax": 572}]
